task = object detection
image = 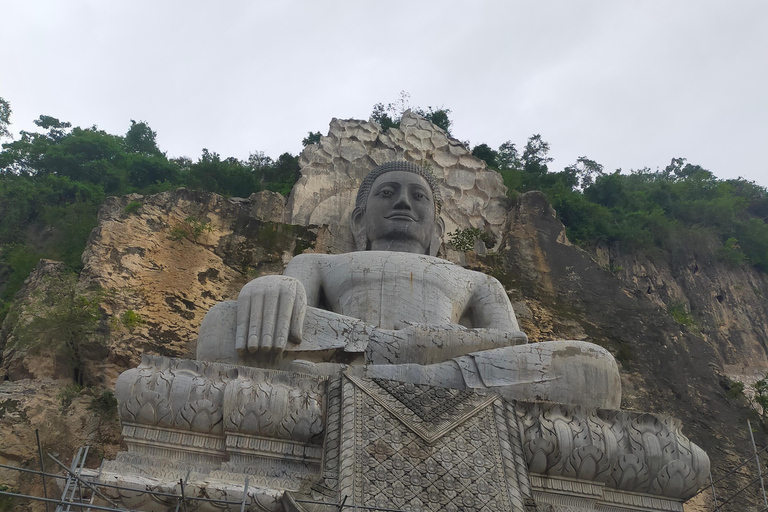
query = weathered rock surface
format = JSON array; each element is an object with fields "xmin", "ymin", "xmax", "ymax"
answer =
[
  {"xmin": 0, "ymin": 378, "xmax": 122, "ymax": 508},
  {"xmin": 78, "ymin": 188, "xmax": 326, "ymax": 382},
  {"xmin": 288, "ymin": 111, "xmax": 508, "ymax": 254},
  {"xmin": 597, "ymin": 242, "xmax": 768, "ymax": 377}
]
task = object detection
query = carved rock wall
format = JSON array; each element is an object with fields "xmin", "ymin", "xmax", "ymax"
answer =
[{"xmin": 287, "ymin": 111, "xmax": 509, "ymax": 254}]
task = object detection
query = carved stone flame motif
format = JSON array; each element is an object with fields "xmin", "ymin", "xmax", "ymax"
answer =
[{"xmin": 516, "ymin": 402, "xmax": 710, "ymax": 498}]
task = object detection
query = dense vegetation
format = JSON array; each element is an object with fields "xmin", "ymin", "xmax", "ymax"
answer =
[
  {"xmin": 1, "ymin": 95, "xmax": 767, "ymax": 326},
  {"xmin": 469, "ymin": 137, "xmax": 768, "ymax": 272},
  {"xmin": 0, "ymin": 105, "xmax": 304, "ymax": 321}
]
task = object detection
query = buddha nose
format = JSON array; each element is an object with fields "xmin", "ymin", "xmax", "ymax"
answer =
[{"xmin": 393, "ymin": 189, "xmax": 412, "ymax": 209}]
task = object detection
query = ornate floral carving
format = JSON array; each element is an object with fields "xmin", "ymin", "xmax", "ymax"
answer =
[
  {"xmin": 107, "ymin": 358, "xmax": 710, "ymax": 511},
  {"xmin": 341, "ymin": 376, "xmax": 526, "ymax": 512},
  {"xmin": 223, "ymin": 368, "xmax": 325, "ymax": 444},
  {"xmin": 116, "ymin": 355, "xmax": 231, "ymax": 434},
  {"xmin": 515, "ymin": 402, "xmax": 709, "ymax": 500}
]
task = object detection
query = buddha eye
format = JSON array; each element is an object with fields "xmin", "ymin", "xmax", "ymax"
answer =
[
  {"xmin": 380, "ymin": 189, "xmax": 394, "ymax": 197},
  {"xmin": 414, "ymin": 192, "xmax": 425, "ymax": 200}
]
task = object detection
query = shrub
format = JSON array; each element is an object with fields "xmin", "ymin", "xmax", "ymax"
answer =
[
  {"xmin": 448, "ymin": 227, "xmax": 496, "ymax": 252},
  {"xmin": 726, "ymin": 379, "xmax": 745, "ymax": 399},
  {"xmin": 668, "ymin": 302, "xmax": 695, "ymax": 327},
  {"xmin": 124, "ymin": 200, "xmax": 142, "ymax": 214},
  {"xmin": 716, "ymin": 237, "xmax": 747, "ymax": 267},
  {"xmin": 0, "ymin": 484, "xmax": 18, "ymax": 512},
  {"xmin": 90, "ymin": 389, "xmax": 118, "ymax": 417},
  {"xmin": 58, "ymin": 384, "xmax": 84, "ymax": 408},
  {"xmin": 170, "ymin": 216, "xmax": 214, "ymax": 243},
  {"xmin": 121, "ymin": 309, "xmax": 143, "ymax": 329}
]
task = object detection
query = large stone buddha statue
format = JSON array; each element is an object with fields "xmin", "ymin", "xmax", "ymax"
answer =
[
  {"xmin": 196, "ymin": 160, "xmax": 621, "ymax": 409},
  {"xmin": 104, "ymin": 160, "xmax": 709, "ymax": 512}
]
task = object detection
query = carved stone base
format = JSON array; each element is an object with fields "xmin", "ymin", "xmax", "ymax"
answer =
[
  {"xmin": 95, "ymin": 355, "xmax": 327, "ymax": 511},
  {"xmin": 531, "ymin": 474, "xmax": 685, "ymax": 512},
  {"xmin": 287, "ymin": 376, "xmax": 709, "ymax": 512},
  {"xmin": 99, "ymin": 356, "xmax": 709, "ymax": 512}
]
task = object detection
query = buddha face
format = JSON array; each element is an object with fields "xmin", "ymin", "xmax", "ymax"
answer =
[{"xmin": 354, "ymin": 170, "xmax": 442, "ymax": 254}]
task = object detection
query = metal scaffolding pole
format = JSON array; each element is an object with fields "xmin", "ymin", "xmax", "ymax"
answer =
[{"xmin": 749, "ymin": 420, "xmax": 768, "ymax": 510}]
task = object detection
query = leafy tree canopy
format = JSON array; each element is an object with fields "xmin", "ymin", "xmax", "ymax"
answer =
[
  {"xmin": 0, "ymin": 102, "xmax": 303, "ymax": 323},
  {"xmin": 370, "ymin": 91, "xmax": 453, "ymax": 135},
  {"xmin": 302, "ymin": 131, "xmax": 322, "ymax": 147},
  {"xmin": 485, "ymin": 133, "xmax": 768, "ymax": 272},
  {"xmin": 0, "ymin": 97, "xmax": 11, "ymax": 140}
]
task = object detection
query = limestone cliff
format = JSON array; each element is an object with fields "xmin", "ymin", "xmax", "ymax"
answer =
[{"xmin": 0, "ymin": 114, "xmax": 766, "ymax": 511}]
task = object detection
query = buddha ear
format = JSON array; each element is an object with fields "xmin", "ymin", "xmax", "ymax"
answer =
[
  {"xmin": 428, "ymin": 216, "xmax": 446, "ymax": 256},
  {"xmin": 350, "ymin": 207, "xmax": 368, "ymax": 252}
]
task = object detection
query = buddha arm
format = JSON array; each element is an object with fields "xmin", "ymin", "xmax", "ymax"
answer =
[
  {"xmin": 282, "ymin": 254, "xmax": 324, "ymax": 307},
  {"xmin": 466, "ymin": 274, "xmax": 523, "ymax": 332}
]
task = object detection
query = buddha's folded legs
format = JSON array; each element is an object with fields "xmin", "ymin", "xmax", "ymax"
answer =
[{"xmin": 362, "ymin": 340, "xmax": 622, "ymax": 409}]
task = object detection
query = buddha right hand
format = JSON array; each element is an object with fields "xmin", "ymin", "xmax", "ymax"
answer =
[{"xmin": 235, "ymin": 275, "xmax": 307, "ymax": 356}]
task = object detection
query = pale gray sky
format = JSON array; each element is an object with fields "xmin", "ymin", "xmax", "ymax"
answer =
[{"xmin": 1, "ymin": 0, "xmax": 766, "ymax": 185}]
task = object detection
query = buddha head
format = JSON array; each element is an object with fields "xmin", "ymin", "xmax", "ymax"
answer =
[{"xmin": 351, "ymin": 161, "xmax": 445, "ymax": 256}]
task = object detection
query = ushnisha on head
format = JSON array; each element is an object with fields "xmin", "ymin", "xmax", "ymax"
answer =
[{"xmin": 351, "ymin": 161, "xmax": 445, "ymax": 256}]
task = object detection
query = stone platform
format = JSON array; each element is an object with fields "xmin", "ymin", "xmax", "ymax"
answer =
[{"xmin": 94, "ymin": 356, "xmax": 709, "ymax": 512}]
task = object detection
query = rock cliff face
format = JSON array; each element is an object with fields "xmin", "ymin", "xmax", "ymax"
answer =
[{"xmin": 1, "ymin": 114, "xmax": 766, "ymax": 510}]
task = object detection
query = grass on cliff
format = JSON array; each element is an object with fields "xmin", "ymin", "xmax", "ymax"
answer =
[{"xmin": 7, "ymin": 272, "xmax": 106, "ymax": 385}]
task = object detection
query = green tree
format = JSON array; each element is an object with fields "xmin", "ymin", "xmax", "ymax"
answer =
[
  {"xmin": 565, "ymin": 157, "xmax": 605, "ymax": 190},
  {"xmin": 302, "ymin": 131, "xmax": 322, "ymax": 146},
  {"xmin": 370, "ymin": 92, "xmax": 453, "ymax": 135},
  {"xmin": 472, "ymin": 143, "xmax": 499, "ymax": 168},
  {"xmin": 185, "ymin": 149, "xmax": 258, "ymax": 197},
  {"xmin": 370, "ymin": 102, "xmax": 400, "ymax": 131},
  {"xmin": 0, "ymin": 97, "xmax": 11, "ymax": 140},
  {"xmin": 125, "ymin": 120, "xmax": 162, "ymax": 156},
  {"xmin": 413, "ymin": 106, "xmax": 453, "ymax": 135},
  {"xmin": 247, "ymin": 151, "xmax": 272, "ymax": 171},
  {"xmin": 257, "ymin": 153, "xmax": 300, "ymax": 196},
  {"xmin": 497, "ymin": 141, "xmax": 521, "ymax": 170}
]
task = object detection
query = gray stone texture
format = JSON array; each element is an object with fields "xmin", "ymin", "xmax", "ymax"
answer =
[{"xmin": 287, "ymin": 112, "xmax": 508, "ymax": 255}]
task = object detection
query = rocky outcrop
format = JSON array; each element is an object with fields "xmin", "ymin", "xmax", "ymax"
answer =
[
  {"xmin": 288, "ymin": 111, "xmax": 508, "ymax": 254},
  {"xmin": 78, "ymin": 189, "xmax": 326, "ymax": 382},
  {"xmin": 0, "ymin": 378, "xmax": 122, "ymax": 502},
  {"xmin": 598, "ymin": 242, "xmax": 768, "ymax": 378}
]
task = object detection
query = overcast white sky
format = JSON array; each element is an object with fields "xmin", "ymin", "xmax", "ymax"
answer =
[{"xmin": 1, "ymin": 1, "xmax": 766, "ymax": 186}]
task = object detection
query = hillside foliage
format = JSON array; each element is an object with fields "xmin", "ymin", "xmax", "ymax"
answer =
[
  {"xmin": 0, "ymin": 110, "xmax": 302, "ymax": 321},
  {"xmin": 470, "ymin": 137, "xmax": 768, "ymax": 271}
]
